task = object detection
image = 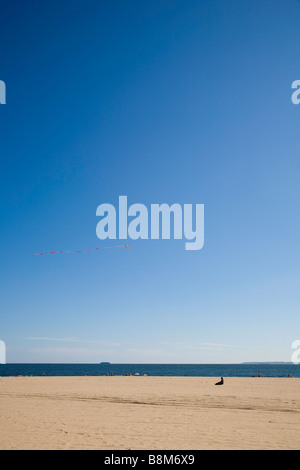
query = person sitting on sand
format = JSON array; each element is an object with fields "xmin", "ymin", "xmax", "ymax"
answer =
[{"xmin": 215, "ymin": 377, "xmax": 224, "ymax": 385}]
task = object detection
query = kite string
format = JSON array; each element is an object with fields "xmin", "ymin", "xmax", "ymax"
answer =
[{"xmin": 34, "ymin": 245, "xmax": 130, "ymax": 255}]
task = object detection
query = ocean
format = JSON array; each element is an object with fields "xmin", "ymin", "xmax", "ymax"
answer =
[{"xmin": 0, "ymin": 363, "xmax": 299, "ymax": 378}]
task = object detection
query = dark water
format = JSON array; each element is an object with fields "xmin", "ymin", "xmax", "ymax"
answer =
[{"xmin": 0, "ymin": 363, "xmax": 299, "ymax": 378}]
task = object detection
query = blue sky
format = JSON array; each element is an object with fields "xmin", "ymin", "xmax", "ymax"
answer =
[{"xmin": 0, "ymin": 0, "xmax": 299, "ymax": 363}]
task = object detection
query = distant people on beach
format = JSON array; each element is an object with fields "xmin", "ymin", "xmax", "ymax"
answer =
[{"xmin": 215, "ymin": 377, "xmax": 224, "ymax": 385}]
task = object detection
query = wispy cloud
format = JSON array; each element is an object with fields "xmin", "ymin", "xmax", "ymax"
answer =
[
  {"xmin": 29, "ymin": 347, "xmax": 118, "ymax": 359},
  {"xmin": 160, "ymin": 341, "xmax": 237, "ymax": 350},
  {"xmin": 25, "ymin": 337, "xmax": 79, "ymax": 342},
  {"xmin": 25, "ymin": 337, "xmax": 121, "ymax": 346},
  {"xmin": 23, "ymin": 338, "xmax": 242, "ymax": 363}
]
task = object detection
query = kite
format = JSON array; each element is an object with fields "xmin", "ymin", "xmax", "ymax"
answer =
[{"xmin": 34, "ymin": 245, "xmax": 131, "ymax": 255}]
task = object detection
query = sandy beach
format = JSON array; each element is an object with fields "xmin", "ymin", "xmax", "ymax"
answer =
[{"xmin": 0, "ymin": 376, "xmax": 299, "ymax": 450}]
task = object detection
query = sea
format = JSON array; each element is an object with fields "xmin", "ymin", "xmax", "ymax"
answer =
[{"xmin": 0, "ymin": 363, "xmax": 299, "ymax": 378}]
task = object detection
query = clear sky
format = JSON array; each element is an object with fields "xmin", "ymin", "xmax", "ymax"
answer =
[{"xmin": 0, "ymin": 0, "xmax": 299, "ymax": 363}]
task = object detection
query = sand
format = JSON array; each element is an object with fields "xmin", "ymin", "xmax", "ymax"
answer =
[{"xmin": 0, "ymin": 376, "xmax": 299, "ymax": 450}]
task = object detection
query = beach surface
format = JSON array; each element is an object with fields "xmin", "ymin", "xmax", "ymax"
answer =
[{"xmin": 0, "ymin": 376, "xmax": 299, "ymax": 450}]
